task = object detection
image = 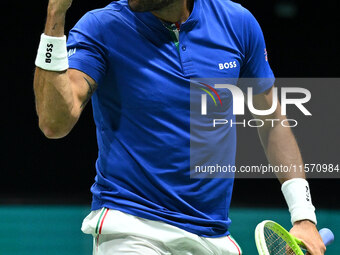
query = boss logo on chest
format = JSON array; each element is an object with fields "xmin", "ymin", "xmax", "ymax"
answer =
[{"xmin": 218, "ymin": 61, "xmax": 237, "ymax": 70}]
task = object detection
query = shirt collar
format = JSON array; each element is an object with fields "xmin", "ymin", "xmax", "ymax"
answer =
[{"xmin": 131, "ymin": 0, "xmax": 201, "ymax": 32}]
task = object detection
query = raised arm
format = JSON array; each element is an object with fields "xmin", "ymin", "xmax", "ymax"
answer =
[{"xmin": 34, "ymin": 0, "xmax": 97, "ymax": 139}]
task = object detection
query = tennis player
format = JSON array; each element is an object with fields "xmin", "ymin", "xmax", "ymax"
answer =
[{"xmin": 33, "ymin": 0, "xmax": 326, "ymax": 254}]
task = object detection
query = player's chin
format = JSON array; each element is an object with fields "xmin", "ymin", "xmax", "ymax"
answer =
[
  {"xmin": 128, "ymin": 0, "xmax": 171, "ymax": 12},
  {"xmin": 128, "ymin": 0, "xmax": 147, "ymax": 12}
]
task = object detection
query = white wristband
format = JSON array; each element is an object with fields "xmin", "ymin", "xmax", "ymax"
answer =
[
  {"xmin": 35, "ymin": 33, "xmax": 69, "ymax": 71},
  {"xmin": 281, "ymin": 178, "xmax": 317, "ymax": 225}
]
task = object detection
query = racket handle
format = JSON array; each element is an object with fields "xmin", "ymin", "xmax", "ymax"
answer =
[{"xmin": 319, "ymin": 228, "xmax": 334, "ymax": 246}]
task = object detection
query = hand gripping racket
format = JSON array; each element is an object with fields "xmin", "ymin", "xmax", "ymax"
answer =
[{"xmin": 255, "ymin": 220, "xmax": 334, "ymax": 255}]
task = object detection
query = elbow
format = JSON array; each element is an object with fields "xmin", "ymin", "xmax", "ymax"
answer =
[{"xmin": 39, "ymin": 120, "xmax": 71, "ymax": 139}]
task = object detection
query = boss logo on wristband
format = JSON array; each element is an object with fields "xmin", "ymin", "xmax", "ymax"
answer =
[
  {"xmin": 45, "ymin": 43, "xmax": 53, "ymax": 63},
  {"xmin": 306, "ymin": 185, "xmax": 310, "ymax": 201},
  {"xmin": 282, "ymin": 178, "xmax": 317, "ymax": 225}
]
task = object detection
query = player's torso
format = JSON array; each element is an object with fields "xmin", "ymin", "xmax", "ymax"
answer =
[{"xmin": 85, "ymin": 0, "xmax": 242, "ymax": 236}]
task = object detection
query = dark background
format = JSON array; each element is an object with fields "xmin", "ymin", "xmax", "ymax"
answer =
[{"xmin": 3, "ymin": 0, "xmax": 339, "ymax": 209}]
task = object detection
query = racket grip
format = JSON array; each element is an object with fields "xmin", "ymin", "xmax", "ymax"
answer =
[{"xmin": 319, "ymin": 228, "xmax": 334, "ymax": 246}]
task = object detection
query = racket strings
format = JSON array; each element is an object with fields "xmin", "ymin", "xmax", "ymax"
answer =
[{"xmin": 264, "ymin": 227, "xmax": 296, "ymax": 255}]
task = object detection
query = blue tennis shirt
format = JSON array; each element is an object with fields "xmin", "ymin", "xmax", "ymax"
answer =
[{"xmin": 67, "ymin": 0, "xmax": 274, "ymax": 237}]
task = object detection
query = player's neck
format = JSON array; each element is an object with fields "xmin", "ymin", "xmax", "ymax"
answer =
[{"xmin": 151, "ymin": 0, "xmax": 194, "ymax": 24}]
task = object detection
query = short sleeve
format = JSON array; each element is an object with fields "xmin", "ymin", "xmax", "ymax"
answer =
[
  {"xmin": 239, "ymin": 9, "xmax": 275, "ymax": 94},
  {"xmin": 67, "ymin": 12, "xmax": 107, "ymax": 84}
]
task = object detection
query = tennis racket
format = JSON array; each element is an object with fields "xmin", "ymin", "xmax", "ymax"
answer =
[{"xmin": 255, "ymin": 220, "xmax": 334, "ymax": 255}]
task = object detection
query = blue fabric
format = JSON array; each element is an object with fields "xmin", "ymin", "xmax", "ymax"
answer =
[{"xmin": 67, "ymin": 0, "xmax": 274, "ymax": 237}]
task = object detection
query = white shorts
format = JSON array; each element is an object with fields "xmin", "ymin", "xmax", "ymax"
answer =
[{"xmin": 81, "ymin": 208, "xmax": 242, "ymax": 255}]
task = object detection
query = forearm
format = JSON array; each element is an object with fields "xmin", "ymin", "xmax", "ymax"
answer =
[
  {"xmin": 34, "ymin": 3, "xmax": 77, "ymax": 138},
  {"xmin": 258, "ymin": 117, "xmax": 305, "ymax": 183},
  {"xmin": 45, "ymin": 5, "xmax": 66, "ymax": 37}
]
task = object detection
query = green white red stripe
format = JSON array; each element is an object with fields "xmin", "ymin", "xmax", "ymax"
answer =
[{"xmin": 95, "ymin": 208, "xmax": 109, "ymax": 234}]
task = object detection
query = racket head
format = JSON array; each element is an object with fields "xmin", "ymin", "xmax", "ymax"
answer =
[{"xmin": 255, "ymin": 220, "xmax": 304, "ymax": 255}]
